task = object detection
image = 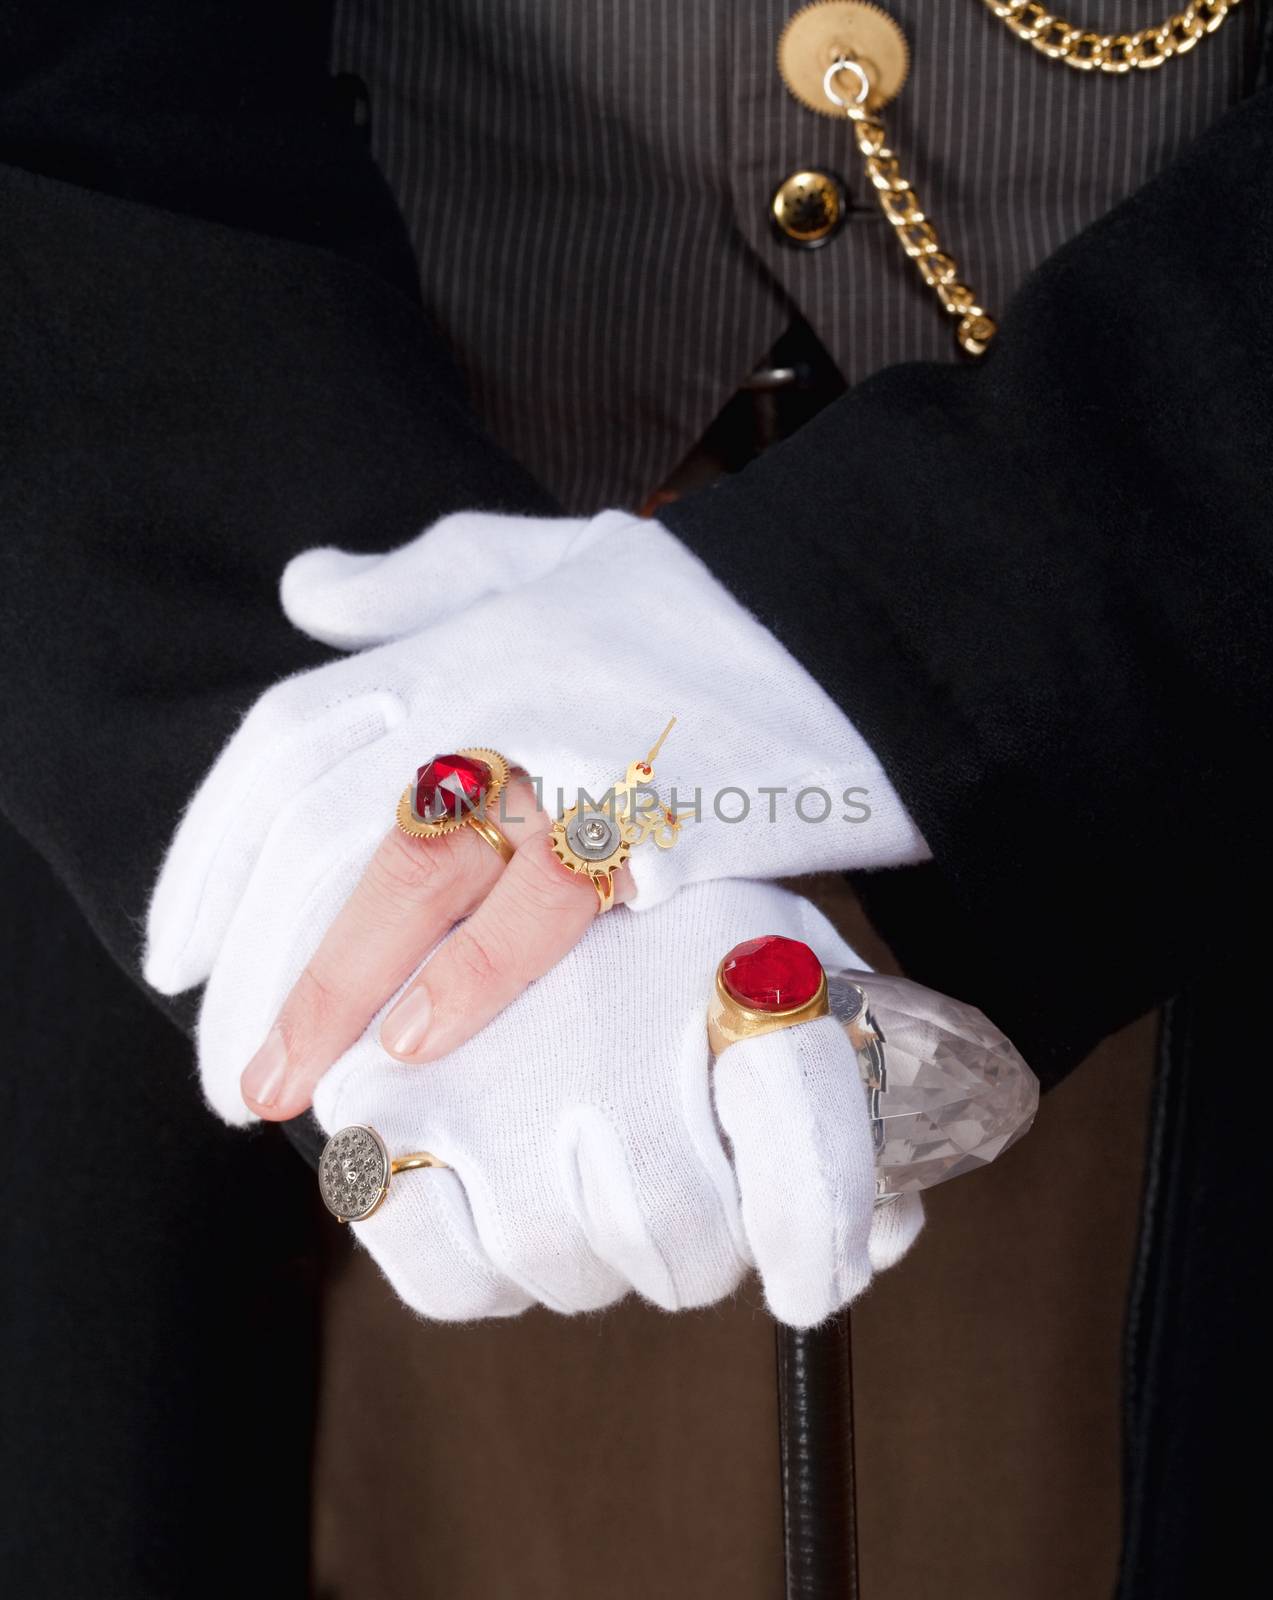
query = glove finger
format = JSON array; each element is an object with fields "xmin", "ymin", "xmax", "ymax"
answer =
[
  {"xmin": 440, "ymin": 1140, "xmax": 628, "ymax": 1316},
  {"xmin": 358, "ymin": 1166, "xmax": 535, "ymax": 1322},
  {"xmin": 714, "ymin": 1015, "xmax": 877, "ymax": 1329},
  {"xmin": 196, "ymin": 814, "xmax": 387, "ymax": 1124},
  {"xmin": 280, "ymin": 511, "xmax": 631, "ymax": 650},
  {"xmin": 144, "ymin": 677, "xmax": 404, "ymax": 995},
  {"xmin": 868, "ymin": 1192, "xmax": 925, "ymax": 1272},
  {"xmin": 562, "ymin": 1093, "xmax": 746, "ymax": 1313},
  {"xmin": 312, "ymin": 1054, "xmax": 533, "ymax": 1321}
]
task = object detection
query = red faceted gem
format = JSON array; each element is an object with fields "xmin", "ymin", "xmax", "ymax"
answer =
[
  {"xmin": 413, "ymin": 753, "xmax": 491, "ymax": 822},
  {"xmin": 721, "ymin": 935, "xmax": 824, "ymax": 1012}
]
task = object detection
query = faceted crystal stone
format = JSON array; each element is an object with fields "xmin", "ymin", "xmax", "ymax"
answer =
[
  {"xmin": 722, "ymin": 935, "xmax": 823, "ymax": 1011},
  {"xmin": 828, "ymin": 970, "xmax": 1039, "ymax": 1198},
  {"xmin": 414, "ymin": 753, "xmax": 491, "ymax": 822}
]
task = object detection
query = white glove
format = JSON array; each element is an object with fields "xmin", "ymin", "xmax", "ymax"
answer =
[
  {"xmin": 309, "ymin": 878, "xmax": 922, "ymax": 1328},
  {"xmin": 145, "ymin": 510, "xmax": 927, "ymax": 998},
  {"xmin": 139, "ymin": 509, "xmax": 927, "ymax": 1324}
]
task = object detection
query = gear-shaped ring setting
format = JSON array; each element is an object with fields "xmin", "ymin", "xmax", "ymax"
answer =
[
  {"xmin": 549, "ymin": 718, "xmax": 684, "ymax": 912},
  {"xmin": 396, "ymin": 747, "xmax": 512, "ymax": 840},
  {"xmin": 552, "ymin": 803, "xmax": 633, "ymax": 912}
]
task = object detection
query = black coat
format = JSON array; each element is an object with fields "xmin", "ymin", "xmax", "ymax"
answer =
[{"xmin": 2, "ymin": 4, "xmax": 1269, "ymax": 1594}]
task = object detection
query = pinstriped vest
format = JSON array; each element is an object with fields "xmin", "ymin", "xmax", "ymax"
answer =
[{"xmin": 331, "ymin": 1, "xmax": 1263, "ymax": 512}]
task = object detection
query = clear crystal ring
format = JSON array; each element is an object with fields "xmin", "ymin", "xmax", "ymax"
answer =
[
  {"xmin": 708, "ymin": 935, "xmax": 1040, "ymax": 1198},
  {"xmin": 318, "ymin": 1125, "xmax": 450, "ymax": 1223},
  {"xmin": 396, "ymin": 748, "xmax": 516, "ymax": 864}
]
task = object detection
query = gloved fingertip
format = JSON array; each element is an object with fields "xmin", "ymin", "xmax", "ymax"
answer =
[
  {"xmin": 765, "ymin": 1281, "xmax": 841, "ymax": 1331},
  {"xmin": 768, "ymin": 1239, "xmax": 875, "ymax": 1329},
  {"xmin": 867, "ymin": 1193, "xmax": 925, "ymax": 1272},
  {"xmin": 142, "ymin": 887, "xmax": 216, "ymax": 996},
  {"xmin": 198, "ymin": 1061, "xmax": 262, "ymax": 1129},
  {"xmin": 280, "ymin": 546, "xmax": 389, "ymax": 647},
  {"xmin": 140, "ymin": 941, "xmax": 203, "ymax": 998}
]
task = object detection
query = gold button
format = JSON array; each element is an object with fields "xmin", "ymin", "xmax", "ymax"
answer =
[
  {"xmin": 777, "ymin": 2, "xmax": 910, "ymax": 117},
  {"xmin": 771, "ymin": 170, "xmax": 846, "ymax": 247}
]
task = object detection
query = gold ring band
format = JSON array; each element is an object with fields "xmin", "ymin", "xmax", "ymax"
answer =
[
  {"xmin": 706, "ymin": 938, "xmax": 830, "ymax": 1056},
  {"xmin": 390, "ymin": 1151, "xmax": 451, "ymax": 1175},
  {"xmin": 464, "ymin": 811, "xmax": 516, "ymax": 865}
]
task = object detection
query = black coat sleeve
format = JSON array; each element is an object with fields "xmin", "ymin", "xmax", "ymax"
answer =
[
  {"xmin": 0, "ymin": 1, "xmax": 555, "ymax": 979},
  {"xmin": 664, "ymin": 79, "xmax": 1273, "ymax": 1087}
]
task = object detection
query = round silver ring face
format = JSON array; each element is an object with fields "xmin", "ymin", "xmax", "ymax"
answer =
[
  {"xmin": 318, "ymin": 1125, "xmax": 390, "ymax": 1222},
  {"xmin": 566, "ymin": 810, "xmax": 620, "ymax": 861}
]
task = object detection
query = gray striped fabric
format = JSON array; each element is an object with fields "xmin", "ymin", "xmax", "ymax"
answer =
[{"xmin": 331, "ymin": 2, "xmax": 1263, "ymax": 512}]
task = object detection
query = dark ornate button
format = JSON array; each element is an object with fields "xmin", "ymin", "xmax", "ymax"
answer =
[{"xmin": 771, "ymin": 170, "xmax": 848, "ymax": 248}]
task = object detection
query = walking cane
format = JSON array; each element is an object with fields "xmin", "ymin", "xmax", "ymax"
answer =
[
  {"xmin": 729, "ymin": 959, "xmax": 1041, "ymax": 1600},
  {"xmin": 307, "ymin": 945, "xmax": 1038, "ymax": 1598},
  {"xmin": 777, "ymin": 1311, "xmax": 858, "ymax": 1599}
]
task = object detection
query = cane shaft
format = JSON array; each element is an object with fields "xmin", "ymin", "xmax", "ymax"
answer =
[{"xmin": 776, "ymin": 1309, "xmax": 859, "ymax": 1598}]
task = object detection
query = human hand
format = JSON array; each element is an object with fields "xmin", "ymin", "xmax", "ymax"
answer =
[
  {"xmin": 306, "ymin": 877, "xmax": 923, "ymax": 1328},
  {"xmin": 145, "ymin": 510, "xmax": 927, "ymax": 1120}
]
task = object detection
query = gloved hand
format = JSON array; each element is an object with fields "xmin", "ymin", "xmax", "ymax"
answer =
[
  {"xmin": 306, "ymin": 877, "xmax": 922, "ymax": 1328},
  {"xmin": 275, "ymin": 511, "xmax": 928, "ymax": 904},
  {"xmin": 145, "ymin": 509, "xmax": 927, "ymax": 1121}
]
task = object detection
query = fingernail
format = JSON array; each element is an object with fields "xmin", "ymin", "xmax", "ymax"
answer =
[
  {"xmin": 381, "ymin": 987, "xmax": 433, "ymax": 1058},
  {"xmin": 242, "ymin": 1028, "xmax": 290, "ymax": 1109}
]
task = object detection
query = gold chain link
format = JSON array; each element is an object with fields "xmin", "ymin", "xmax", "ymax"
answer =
[
  {"xmin": 826, "ymin": 61, "xmax": 997, "ymax": 356},
  {"xmin": 827, "ymin": 3, "xmax": 1242, "ymax": 356},
  {"xmin": 850, "ymin": 109, "xmax": 998, "ymax": 356},
  {"xmin": 982, "ymin": 0, "xmax": 1242, "ymax": 72}
]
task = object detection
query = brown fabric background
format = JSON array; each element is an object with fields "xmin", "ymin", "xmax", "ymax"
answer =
[{"xmin": 313, "ymin": 880, "xmax": 1152, "ymax": 1598}]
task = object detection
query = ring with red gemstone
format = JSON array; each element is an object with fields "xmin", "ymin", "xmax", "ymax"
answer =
[
  {"xmin": 396, "ymin": 748, "xmax": 516, "ymax": 862},
  {"xmin": 706, "ymin": 935, "xmax": 830, "ymax": 1055}
]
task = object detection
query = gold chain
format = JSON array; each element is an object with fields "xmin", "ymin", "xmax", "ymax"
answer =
[
  {"xmin": 824, "ymin": 2, "xmax": 1242, "ymax": 356},
  {"xmin": 827, "ymin": 60, "xmax": 997, "ymax": 356},
  {"xmin": 850, "ymin": 110, "xmax": 997, "ymax": 356},
  {"xmin": 982, "ymin": 0, "xmax": 1242, "ymax": 73}
]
